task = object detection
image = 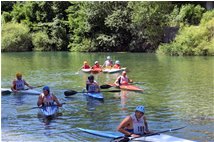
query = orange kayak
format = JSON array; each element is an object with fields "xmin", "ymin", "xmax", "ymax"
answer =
[
  {"xmin": 109, "ymin": 83, "xmax": 144, "ymax": 92},
  {"xmin": 91, "ymin": 68, "xmax": 102, "ymax": 74}
]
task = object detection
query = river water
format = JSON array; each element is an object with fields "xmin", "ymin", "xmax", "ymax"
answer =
[{"xmin": 1, "ymin": 52, "xmax": 214, "ymax": 142}]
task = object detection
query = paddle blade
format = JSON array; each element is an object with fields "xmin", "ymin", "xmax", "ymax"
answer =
[
  {"xmin": 100, "ymin": 84, "xmax": 112, "ymax": 89},
  {"xmin": 64, "ymin": 90, "xmax": 78, "ymax": 96},
  {"xmin": 104, "ymin": 90, "xmax": 121, "ymax": 93}
]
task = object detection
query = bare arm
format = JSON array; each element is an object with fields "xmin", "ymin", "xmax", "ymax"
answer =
[
  {"xmin": 37, "ymin": 95, "xmax": 43, "ymax": 106},
  {"xmin": 117, "ymin": 116, "xmax": 133, "ymax": 136},
  {"xmin": 11, "ymin": 80, "xmax": 17, "ymax": 92},
  {"xmin": 53, "ymin": 95, "xmax": 62, "ymax": 107},
  {"xmin": 24, "ymin": 80, "xmax": 33, "ymax": 89},
  {"xmin": 143, "ymin": 116, "xmax": 150, "ymax": 133}
]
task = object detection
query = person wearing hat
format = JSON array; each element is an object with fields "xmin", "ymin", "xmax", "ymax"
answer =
[
  {"xmin": 102, "ymin": 56, "xmax": 113, "ymax": 68},
  {"xmin": 114, "ymin": 71, "xmax": 133, "ymax": 86},
  {"xmin": 117, "ymin": 106, "xmax": 150, "ymax": 138},
  {"xmin": 113, "ymin": 60, "xmax": 121, "ymax": 69},
  {"xmin": 86, "ymin": 75, "xmax": 100, "ymax": 93},
  {"xmin": 82, "ymin": 61, "xmax": 91, "ymax": 69},
  {"xmin": 91, "ymin": 61, "xmax": 101, "ymax": 70},
  {"xmin": 37, "ymin": 86, "xmax": 62, "ymax": 107},
  {"xmin": 11, "ymin": 72, "xmax": 33, "ymax": 93}
]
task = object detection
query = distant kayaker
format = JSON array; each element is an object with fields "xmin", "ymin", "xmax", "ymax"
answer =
[
  {"xmin": 114, "ymin": 71, "xmax": 133, "ymax": 86},
  {"xmin": 37, "ymin": 86, "xmax": 62, "ymax": 107},
  {"xmin": 117, "ymin": 105, "xmax": 150, "ymax": 138},
  {"xmin": 91, "ymin": 61, "xmax": 101, "ymax": 69},
  {"xmin": 82, "ymin": 61, "xmax": 91, "ymax": 69},
  {"xmin": 113, "ymin": 60, "xmax": 121, "ymax": 69},
  {"xmin": 102, "ymin": 56, "xmax": 113, "ymax": 68},
  {"xmin": 11, "ymin": 72, "xmax": 33, "ymax": 93},
  {"xmin": 86, "ymin": 75, "xmax": 100, "ymax": 93}
]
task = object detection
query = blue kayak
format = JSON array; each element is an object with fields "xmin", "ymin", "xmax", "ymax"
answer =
[
  {"xmin": 83, "ymin": 92, "xmax": 104, "ymax": 100},
  {"xmin": 38, "ymin": 105, "xmax": 59, "ymax": 118}
]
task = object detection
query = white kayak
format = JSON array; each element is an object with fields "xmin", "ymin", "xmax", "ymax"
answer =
[
  {"xmin": 102, "ymin": 68, "xmax": 126, "ymax": 73},
  {"xmin": 83, "ymin": 92, "xmax": 104, "ymax": 100},
  {"xmin": 1, "ymin": 88, "xmax": 41, "ymax": 95},
  {"xmin": 81, "ymin": 68, "xmax": 92, "ymax": 73},
  {"xmin": 38, "ymin": 105, "xmax": 59, "ymax": 118},
  {"xmin": 78, "ymin": 128, "xmax": 196, "ymax": 142}
]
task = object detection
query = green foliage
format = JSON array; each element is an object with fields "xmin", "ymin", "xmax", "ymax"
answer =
[
  {"xmin": 1, "ymin": 12, "xmax": 12, "ymax": 23},
  {"xmin": 200, "ymin": 10, "xmax": 214, "ymax": 25},
  {"xmin": 2, "ymin": 23, "xmax": 32, "ymax": 52},
  {"xmin": 157, "ymin": 14, "xmax": 214, "ymax": 56},
  {"xmin": 32, "ymin": 31, "xmax": 51, "ymax": 51},
  {"xmin": 173, "ymin": 4, "xmax": 205, "ymax": 26}
]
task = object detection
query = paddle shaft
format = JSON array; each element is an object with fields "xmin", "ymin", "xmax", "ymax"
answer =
[
  {"xmin": 130, "ymin": 126, "xmax": 187, "ymax": 140},
  {"xmin": 31, "ymin": 103, "xmax": 66, "ymax": 109},
  {"xmin": 64, "ymin": 89, "xmax": 120, "ymax": 96}
]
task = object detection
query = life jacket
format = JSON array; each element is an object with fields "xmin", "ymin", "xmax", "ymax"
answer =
[
  {"xmin": 83, "ymin": 64, "xmax": 90, "ymax": 69},
  {"xmin": 92, "ymin": 64, "xmax": 101, "ymax": 69},
  {"xmin": 130, "ymin": 113, "xmax": 145, "ymax": 135},
  {"xmin": 113, "ymin": 64, "xmax": 121, "ymax": 69},
  {"xmin": 104, "ymin": 60, "xmax": 113, "ymax": 67},
  {"xmin": 86, "ymin": 80, "xmax": 99, "ymax": 92},
  {"xmin": 119, "ymin": 76, "xmax": 129, "ymax": 85},
  {"xmin": 14, "ymin": 79, "xmax": 25, "ymax": 90},
  {"xmin": 41, "ymin": 93, "xmax": 55, "ymax": 106}
]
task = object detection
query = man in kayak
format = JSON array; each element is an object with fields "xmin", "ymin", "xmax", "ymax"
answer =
[
  {"xmin": 82, "ymin": 61, "xmax": 91, "ymax": 69},
  {"xmin": 86, "ymin": 75, "xmax": 100, "ymax": 93},
  {"xmin": 117, "ymin": 105, "xmax": 150, "ymax": 138},
  {"xmin": 91, "ymin": 61, "xmax": 102, "ymax": 70},
  {"xmin": 11, "ymin": 72, "xmax": 33, "ymax": 93},
  {"xmin": 102, "ymin": 56, "xmax": 113, "ymax": 68},
  {"xmin": 114, "ymin": 71, "xmax": 133, "ymax": 86},
  {"xmin": 37, "ymin": 86, "xmax": 62, "ymax": 107},
  {"xmin": 113, "ymin": 60, "xmax": 121, "ymax": 69}
]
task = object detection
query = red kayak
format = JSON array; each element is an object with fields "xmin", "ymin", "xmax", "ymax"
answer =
[
  {"xmin": 109, "ymin": 83, "xmax": 144, "ymax": 92},
  {"xmin": 91, "ymin": 68, "xmax": 102, "ymax": 74}
]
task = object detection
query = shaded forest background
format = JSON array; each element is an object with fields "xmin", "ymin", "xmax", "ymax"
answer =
[{"xmin": 1, "ymin": 1, "xmax": 214, "ymax": 55}]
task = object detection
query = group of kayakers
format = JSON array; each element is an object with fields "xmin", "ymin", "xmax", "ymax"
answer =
[
  {"xmin": 11, "ymin": 56, "xmax": 151, "ymax": 139},
  {"xmin": 82, "ymin": 56, "xmax": 121, "ymax": 70}
]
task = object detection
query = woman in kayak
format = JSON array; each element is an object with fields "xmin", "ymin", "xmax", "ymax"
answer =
[
  {"xmin": 113, "ymin": 60, "xmax": 121, "ymax": 69},
  {"xmin": 82, "ymin": 61, "xmax": 91, "ymax": 69},
  {"xmin": 114, "ymin": 71, "xmax": 133, "ymax": 86},
  {"xmin": 102, "ymin": 56, "xmax": 113, "ymax": 68},
  {"xmin": 117, "ymin": 105, "xmax": 150, "ymax": 138},
  {"xmin": 86, "ymin": 75, "xmax": 100, "ymax": 93},
  {"xmin": 11, "ymin": 72, "xmax": 33, "ymax": 93},
  {"xmin": 37, "ymin": 86, "xmax": 62, "ymax": 107}
]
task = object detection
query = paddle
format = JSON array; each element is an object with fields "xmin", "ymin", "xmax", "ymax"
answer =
[
  {"xmin": 64, "ymin": 89, "xmax": 121, "ymax": 96},
  {"xmin": 75, "ymin": 66, "xmax": 83, "ymax": 74},
  {"xmin": 112, "ymin": 126, "xmax": 187, "ymax": 142}
]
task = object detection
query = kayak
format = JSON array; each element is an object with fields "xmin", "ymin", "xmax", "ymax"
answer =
[
  {"xmin": 38, "ymin": 105, "xmax": 59, "ymax": 118},
  {"xmin": 103, "ymin": 68, "xmax": 126, "ymax": 74},
  {"xmin": 1, "ymin": 88, "xmax": 41, "ymax": 95},
  {"xmin": 83, "ymin": 92, "xmax": 104, "ymax": 100},
  {"xmin": 81, "ymin": 68, "xmax": 92, "ymax": 73},
  {"xmin": 91, "ymin": 68, "xmax": 102, "ymax": 74},
  {"xmin": 109, "ymin": 84, "xmax": 144, "ymax": 92},
  {"xmin": 78, "ymin": 128, "xmax": 196, "ymax": 142}
]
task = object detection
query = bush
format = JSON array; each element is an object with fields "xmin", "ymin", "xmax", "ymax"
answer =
[
  {"xmin": 32, "ymin": 31, "xmax": 52, "ymax": 51},
  {"xmin": 1, "ymin": 22, "xmax": 32, "ymax": 52}
]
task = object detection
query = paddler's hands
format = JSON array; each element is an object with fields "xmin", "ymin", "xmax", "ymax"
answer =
[{"xmin": 130, "ymin": 133, "xmax": 141, "ymax": 138}]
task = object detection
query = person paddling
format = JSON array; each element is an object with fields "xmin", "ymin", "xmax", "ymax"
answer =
[
  {"xmin": 82, "ymin": 61, "xmax": 91, "ymax": 69},
  {"xmin": 11, "ymin": 72, "xmax": 33, "ymax": 93},
  {"xmin": 117, "ymin": 106, "xmax": 150, "ymax": 138},
  {"xmin": 37, "ymin": 86, "xmax": 62, "ymax": 107},
  {"xmin": 113, "ymin": 60, "xmax": 121, "ymax": 69},
  {"xmin": 91, "ymin": 61, "xmax": 102, "ymax": 70},
  {"xmin": 86, "ymin": 75, "xmax": 100, "ymax": 93},
  {"xmin": 114, "ymin": 71, "xmax": 133, "ymax": 86},
  {"xmin": 102, "ymin": 56, "xmax": 113, "ymax": 68}
]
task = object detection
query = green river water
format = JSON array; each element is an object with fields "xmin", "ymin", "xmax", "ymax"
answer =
[{"xmin": 1, "ymin": 52, "xmax": 214, "ymax": 142}]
